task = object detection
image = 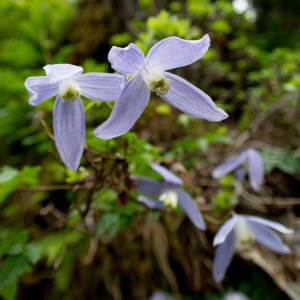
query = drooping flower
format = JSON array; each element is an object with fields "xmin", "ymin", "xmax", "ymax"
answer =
[
  {"xmin": 25, "ymin": 64, "xmax": 124, "ymax": 170},
  {"xmin": 132, "ymin": 163, "xmax": 206, "ymax": 230},
  {"xmin": 212, "ymin": 214, "xmax": 293, "ymax": 282},
  {"xmin": 212, "ymin": 148, "xmax": 264, "ymax": 191},
  {"xmin": 94, "ymin": 35, "xmax": 228, "ymax": 139}
]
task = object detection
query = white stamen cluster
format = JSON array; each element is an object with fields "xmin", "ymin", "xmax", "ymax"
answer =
[
  {"xmin": 234, "ymin": 217, "xmax": 254, "ymax": 243},
  {"xmin": 141, "ymin": 65, "xmax": 170, "ymax": 96},
  {"xmin": 159, "ymin": 190, "xmax": 178, "ymax": 209},
  {"xmin": 58, "ymin": 79, "xmax": 81, "ymax": 101}
]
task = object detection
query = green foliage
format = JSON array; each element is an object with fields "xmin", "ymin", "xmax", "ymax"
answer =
[
  {"xmin": 0, "ymin": 0, "xmax": 77, "ymax": 165},
  {"xmin": 0, "ymin": 165, "xmax": 40, "ymax": 203},
  {"xmin": 136, "ymin": 9, "xmax": 201, "ymax": 53},
  {"xmin": 212, "ymin": 175, "xmax": 237, "ymax": 210},
  {"xmin": 0, "ymin": 255, "xmax": 31, "ymax": 300},
  {"xmin": 170, "ymin": 126, "xmax": 230, "ymax": 167},
  {"xmin": 262, "ymin": 147, "xmax": 300, "ymax": 175},
  {"xmin": 1, "ymin": 0, "xmax": 299, "ymax": 298}
]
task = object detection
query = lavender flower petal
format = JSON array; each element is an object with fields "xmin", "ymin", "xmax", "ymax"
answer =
[
  {"xmin": 25, "ymin": 76, "xmax": 58, "ymax": 106},
  {"xmin": 235, "ymin": 167, "xmax": 246, "ymax": 182},
  {"xmin": 76, "ymin": 73, "xmax": 124, "ymax": 100},
  {"xmin": 212, "ymin": 152, "xmax": 247, "ymax": 179},
  {"xmin": 108, "ymin": 43, "xmax": 145, "ymax": 75},
  {"xmin": 242, "ymin": 215, "xmax": 294, "ymax": 234},
  {"xmin": 44, "ymin": 64, "xmax": 83, "ymax": 84},
  {"xmin": 150, "ymin": 163, "xmax": 182, "ymax": 186},
  {"xmin": 53, "ymin": 97, "xmax": 85, "ymax": 171},
  {"xmin": 146, "ymin": 35, "xmax": 210, "ymax": 71},
  {"xmin": 213, "ymin": 216, "xmax": 237, "ymax": 246},
  {"xmin": 177, "ymin": 189, "xmax": 206, "ymax": 230},
  {"xmin": 149, "ymin": 291, "xmax": 175, "ymax": 300},
  {"xmin": 222, "ymin": 292, "xmax": 250, "ymax": 300},
  {"xmin": 132, "ymin": 176, "xmax": 167, "ymax": 197},
  {"xmin": 213, "ymin": 231, "xmax": 236, "ymax": 282},
  {"xmin": 162, "ymin": 72, "xmax": 228, "ymax": 121},
  {"xmin": 94, "ymin": 75, "xmax": 150, "ymax": 140},
  {"xmin": 137, "ymin": 195, "xmax": 165, "ymax": 210},
  {"xmin": 246, "ymin": 219, "xmax": 291, "ymax": 254},
  {"xmin": 246, "ymin": 149, "xmax": 264, "ymax": 192}
]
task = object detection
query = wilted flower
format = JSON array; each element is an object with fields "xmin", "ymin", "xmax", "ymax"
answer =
[
  {"xmin": 212, "ymin": 148, "xmax": 264, "ymax": 191},
  {"xmin": 94, "ymin": 35, "xmax": 228, "ymax": 139},
  {"xmin": 133, "ymin": 163, "xmax": 206, "ymax": 230},
  {"xmin": 25, "ymin": 64, "xmax": 124, "ymax": 170},
  {"xmin": 213, "ymin": 214, "xmax": 293, "ymax": 282}
]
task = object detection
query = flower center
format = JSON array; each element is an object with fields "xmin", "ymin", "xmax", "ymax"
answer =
[
  {"xmin": 234, "ymin": 217, "xmax": 254, "ymax": 243},
  {"xmin": 58, "ymin": 79, "xmax": 81, "ymax": 101},
  {"xmin": 141, "ymin": 66, "xmax": 170, "ymax": 96},
  {"xmin": 159, "ymin": 190, "xmax": 178, "ymax": 209}
]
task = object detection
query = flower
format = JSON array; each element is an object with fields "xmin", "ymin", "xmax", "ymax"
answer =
[
  {"xmin": 25, "ymin": 64, "xmax": 124, "ymax": 170},
  {"xmin": 212, "ymin": 214, "xmax": 293, "ymax": 282},
  {"xmin": 94, "ymin": 35, "xmax": 229, "ymax": 139},
  {"xmin": 132, "ymin": 163, "xmax": 206, "ymax": 230},
  {"xmin": 149, "ymin": 291, "xmax": 175, "ymax": 300},
  {"xmin": 222, "ymin": 292, "xmax": 250, "ymax": 300},
  {"xmin": 212, "ymin": 148, "xmax": 264, "ymax": 191}
]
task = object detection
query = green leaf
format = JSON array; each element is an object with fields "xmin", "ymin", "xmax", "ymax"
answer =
[
  {"xmin": 0, "ymin": 166, "xmax": 18, "ymax": 183},
  {"xmin": 261, "ymin": 147, "xmax": 300, "ymax": 175},
  {"xmin": 0, "ymin": 255, "xmax": 31, "ymax": 290},
  {"xmin": 0, "ymin": 280, "xmax": 17, "ymax": 300},
  {"xmin": 24, "ymin": 243, "xmax": 43, "ymax": 265}
]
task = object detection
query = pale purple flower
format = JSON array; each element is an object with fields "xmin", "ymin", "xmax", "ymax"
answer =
[
  {"xmin": 212, "ymin": 148, "xmax": 264, "ymax": 191},
  {"xmin": 25, "ymin": 64, "xmax": 124, "ymax": 170},
  {"xmin": 94, "ymin": 35, "xmax": 228, "ymax": 139},
  {"xmin": 222, "ymin": 292, "xmax": 250, "ymax": 300},
  {"xmin": 213, "ymin": 214, "xmax": 293, "ymax": 282},
  {"xmin": 149, "ymin": 291, "xmax": 175, "ymax": 300},
  {"xmin": 133, "ymin": 163, "xmax": 206, "ymax": 230}
]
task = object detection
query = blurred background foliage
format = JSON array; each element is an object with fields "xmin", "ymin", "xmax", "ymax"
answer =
[{"xmin": 0, "ymin": 0, "xmax": 299, "ymax": 299}]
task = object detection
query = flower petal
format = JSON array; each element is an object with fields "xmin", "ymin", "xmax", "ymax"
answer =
[
  {"xmin": 25, "ymin": 76, "xmax": 58, "ymax": 106},
  {"xmin": 177, "ymin": 190, "xmax": 206, "ymax": 230},
  {"xmin": 145, "ymin": 35, "xmax": 210, "ymax": 71},
  {"xmin": 213, "ymin": 216, "xmax": 238, "ymax": 246},
  {"xmin": 44, "ymin": 64, "xmax": 83, "ymax": 84},
  {"xmin": 137, "ymin": 195, "xmax": 165, "ymax": 210},
  {"xmin": 150, "ymin": 291, "xmax": 175, "ymax": 300},
  {"xmin": 132, "ymin": 176, "xmax": 167, "ymax": 197},
  {"xmin": 212, "ymin": 151, "xmax": 247, "ymax": 179},
  {"xmin": 235, "ymin": 167, "xmax": 247, "ymax": 182},
  {"xmin": 213, "ymin": 231, "xmax": 236, "ymax": 282},
  {"xmin": 245, "ymin": 218, "xmax": 292, "ymax": 254},
  {"xmin": 76, "ymin": 73, "xmax": 124, "ymax": 101},
  {"xmin": 53, "ymin": 97, "xmax": 85, "ymax": 170},
  {"xmin": 246, "ymin": 149, "xmax": 264, "ymax": 192},
  {"xmin": 150, "ymin": 163, "xmax": 182, "ymax": 186},
  {"xmin": 162, "ymin": 72, "xmax": 228, "ymax": 121},
  {"xmin": 94, "ymin": 75, "xmax": 150, "ymax": 140},
  {"xmin": 108, "ymin": 43, "xmax": 145, "ymax": 75},
  {"xmin": 242, "ymin": 215, "xmax": 294, "ymax": 234}
]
